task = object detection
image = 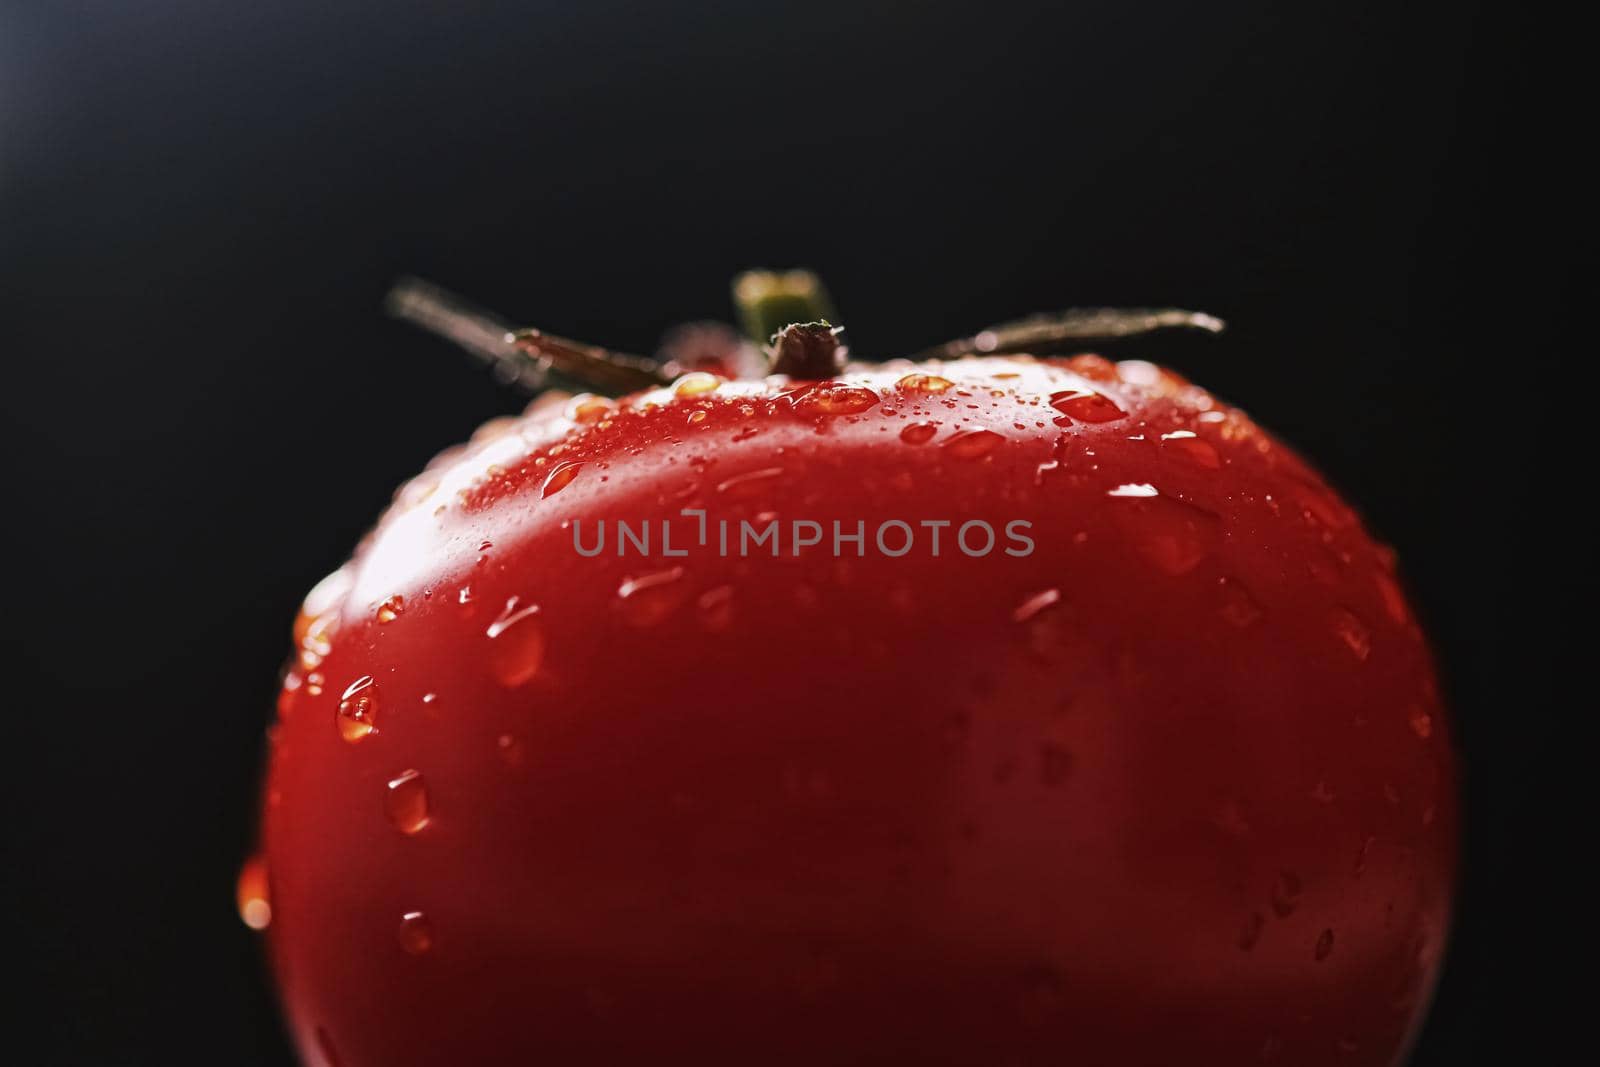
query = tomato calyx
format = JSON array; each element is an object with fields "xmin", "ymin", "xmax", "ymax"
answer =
[{"xmin": 385, "ymin": 270, "xmax": 1225, "ymax": 396}]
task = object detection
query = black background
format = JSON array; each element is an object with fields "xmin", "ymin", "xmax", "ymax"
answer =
[{"xmin": 2, "ymin": 1, "xmax": 1569, "ymax": 1063}]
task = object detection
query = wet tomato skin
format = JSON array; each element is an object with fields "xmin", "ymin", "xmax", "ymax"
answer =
[{"xmin": 260, "ymin": 356, "xmax": 1455, "ymax": 1066}]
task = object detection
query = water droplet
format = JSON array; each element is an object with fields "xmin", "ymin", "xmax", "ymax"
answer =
[
  {"xmin": 896, "ymin": 372, "xmax": 955, "ymax": 393},
  {"xmin": 277, "ymin": 673, "xmax": 302, "ymax": 718},
  {"xmin": 1408, "ymin": 706, "xmax": 1433, "ymax": 739},
  {"xmin": 542, "ymin": 461, "xmax": 582, "ymax": 497},
  {"xmin": 376, "ymin": 595, "xmax": 405, "ymax": 624},
  {"xmin": 696, "ymin": 584, "xmax": 735, "ymax": 631},
  {"xmin": 569, "ymin": 394, "xmax": 615, "ymax": 423},
  {"xmin": 1216, "ymin": 577, "xmax": 1263, "ymax": 626},
  {"xmin": 942, "ymin": 428, "xmax": 1004, "ymax": 458},
  {"xmin": 336, "ymin": 677, "xmax": 379, "ymax": 742},
  {"xmin": 1106, "ymin": 482, "xmax": 1159, "ymax": 498},
  {"xmin": 299, "ymin": 611, "xmax": 337, "ymax": 662},
  {"xmin": 899, "ymin": 422, "xmax": 938, "ymax": 445},
  {"xmin": 1039, "ymin": 743, "xmax": 1072, "ymax": 786},
  {"xmin": 1331, "ymin": 608, "xmax": 1372, "ymax": 661},
  {"xmin": 383, "ymin": 769, "xmax": 430, "ymax": 834},
  {"xmin": 1238, "ymin": 911, "xmax": 1264, "ymax": 951},
  {"xmin": 1050, "ymin": 389, "xmax": 1126, "ymax": 423},
  {"xmin": 1160, "ymin": 430, "xmax": 1221, "ymax": 469},
  {"xmin": 1314, "ymin": 928, "xmax": 1335, "ymax": 961},
  {"xmin": 397, "ymin": 911, "xmax": 434, "ymax": 955},
  {"xmin": 1064, "ymin": 353, "xmax": 1120, "ymax": 382},
  {"xmin": 1353, "ymin": 835, "xmax": 1375, "ymax": 877},
  {"xmin": 1270, "ymin": 871, "xmax": 1302, "ymax": 917},
  {"xmin": 236, "ymin": 854, "xmax": 271, "ymax": 930},
  {"xmin": 1374, "ymin": 570, "xmax": 1410, "ymax": 624},
  {"xmin": 1108, "ymin": 486, "xmax": 1221, "ymax": 575},
  {"xmin": 1013, "ymin": 588, "xmax": 1061, "ymax": 623},
  {"xmin": 496, "ymin": 733, "xmax": 525, "ymax": 768},
  {"xmin": 716, "ymin": 466, "xmax": 785, "ymax": 498},
  {"xmin": 674, "ymin": 371, "xmax": 722, "ymax": 396},
  {"xmin": 314, "ymin": 1026, "xmax": 343, "ymax": 1067},
  {"xmin": 802, "ymin": 385, "xmax": 879, "ymax": 415},
  {"xmin": 616, "ymin": 567, "xmax": 687, "ymax": 627},
  {"xmin": 487, "ymin": 597, "xmax": 544, "ymax": 686},
  {"xmin": 686, "ymin": 409, "xmax": 708, "ymax": 426}
]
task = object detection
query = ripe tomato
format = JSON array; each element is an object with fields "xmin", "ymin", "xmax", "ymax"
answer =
[{"xmin": 255, "ymin": 351, "xmax": 1454, "ymax": 1066}]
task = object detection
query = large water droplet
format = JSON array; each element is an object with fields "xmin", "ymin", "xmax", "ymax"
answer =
[
  {"xmin": 674, "ymin": 371, "xmax": 722, "ymax": 396},
  {"xmin": 376, "ymin": 595, "xmax": 405, "ymax": 624},
  {"xmin": 1160, "ymin": 430, "xmax": 1221, "ymax": 469},
  {"xmin": 397, "ymin": 911, "xmax": 434, "ymax": 955},
  {"xmin": 569, "ymin": 394, "xmax": 616, "ymax": 423},
  {"xmin": 487, "ymin": 597, "xmax": 544, "ymax": 686},
  {"xmin": 616, "ymin": 567, "xmax": 687, "ymax": 627},
  {"xmin": 899, "ymin": 422, "xmax": 938, "ymax": 445},
  {"xmin": 384, "ymin": 769, "xmax": 431, "ymax": 834},
  {"xmin": 802, "ymin": 385, "xmax": 879, "ymax": 415},
  {"xmin": 896, "ymin": 372, "xmax": 955, "ymax": 393},
  {"xmin": 236, "ymin": 854, "xmax": 271, "ymax": 931},
  {"xmin": 542, "ymin": 461, "xmax": 582, "ymax": 498},
  {"xmin": 942, "ymin": 428, "xmax": 1004, "ymax": 459},
  {"xmin": 1050, "ymin": 389, "xmax": 1126, "ymax": 423},
  {"xmin": 1108, "ymin": 485, "xmax": 1221, "ymax": 575},
  {"xmin": 336, "ymin": 677, "xmax": 379, "ymax": 742}
]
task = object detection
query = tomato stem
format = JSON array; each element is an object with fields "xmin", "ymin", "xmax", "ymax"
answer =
[
  {"xmin": 732, "ymin": 270, "xmax": 837, "ymax": 348},
  {"xmin": 768, "ymin": 322, "xmax": 845, "ymax": 378}
]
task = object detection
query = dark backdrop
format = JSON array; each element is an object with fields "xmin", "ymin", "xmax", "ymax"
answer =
[{"xmin": 2, "ymin": 1, "xmax": 1568, "ymax": 1063}]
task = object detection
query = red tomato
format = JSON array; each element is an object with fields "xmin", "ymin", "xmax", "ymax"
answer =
[{"xmin": 256, "ymin": 353, "xmax": 1454, "ymax": 1066}]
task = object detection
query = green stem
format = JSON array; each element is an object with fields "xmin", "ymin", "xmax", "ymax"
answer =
[{"xmin": 731, "ymin": 269, "xmax": 837, "ymax": 345}]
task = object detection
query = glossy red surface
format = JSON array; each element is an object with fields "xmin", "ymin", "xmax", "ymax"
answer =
[{"xmin": 257, "ymin": 354, "xmax": 1455, "ymax": 1065}]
